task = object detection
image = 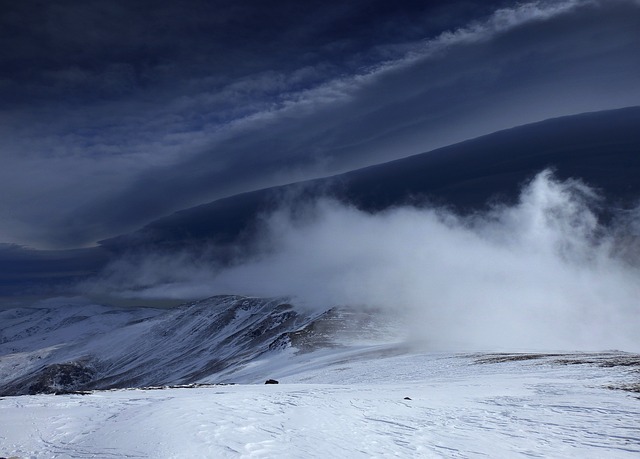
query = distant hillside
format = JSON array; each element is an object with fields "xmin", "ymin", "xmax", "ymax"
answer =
[
  {"xmin": 101, "ymin": 106, "xmax": 640, "ymax": 254},
  {"xmin": 0, "ymin": 295, "xmax": 392, "ymax": 395}
]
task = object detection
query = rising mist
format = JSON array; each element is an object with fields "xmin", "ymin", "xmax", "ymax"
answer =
[{"xmin": 84, "ymin": 171, "xmax": 640, "ymax": 351}]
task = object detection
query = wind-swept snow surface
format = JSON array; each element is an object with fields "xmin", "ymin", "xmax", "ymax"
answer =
[
  {"xmin": 2, "ymin": 352, "xmax": 639, "ymax": 458},
  {"xmin": 2, "ymin": 296, "xmax": 639, "ymax": 457}
]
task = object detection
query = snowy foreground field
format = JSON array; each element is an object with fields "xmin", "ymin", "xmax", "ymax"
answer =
[{"xmin": 2, "ymin": 349, "xmax": 639, "ymax": 458}]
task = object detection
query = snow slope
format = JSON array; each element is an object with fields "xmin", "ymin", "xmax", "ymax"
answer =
[
  {"xmin": 2, "ymin": 296, "xmax": 639, "ymax": 457},
  {"xmin": 1, "ymin": 351, "xmax": 639, "ymax": 458},
  {"xmin": 0, "ymin": 296, "xmax": 396, "ymax": 395}
]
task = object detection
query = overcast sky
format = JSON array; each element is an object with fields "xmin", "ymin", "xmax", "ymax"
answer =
[{"xmin": 2, "ymin": 0, "xmax": 640, "ymax": 249}]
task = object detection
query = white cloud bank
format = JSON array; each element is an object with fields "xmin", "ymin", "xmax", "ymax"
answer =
[{"xmin": 86, "ymin": 171, "xmax": 640, "ymax": 352}]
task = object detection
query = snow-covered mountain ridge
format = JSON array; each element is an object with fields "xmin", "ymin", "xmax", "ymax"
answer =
[
  {"xmin": 0, "ymin": 296, "xmax": 399, "ymax": 396},
  {"xmin": 3, "ymin": 295, "xmax": 639, "ymax": 398},
  {"xmin": 0, "ymin": 296, "xmax": 319, "ymax": 395}
]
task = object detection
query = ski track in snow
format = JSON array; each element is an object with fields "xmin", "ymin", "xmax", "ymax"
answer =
[{"xmin": 2, "ymin": 353, "xmax": 640, "ymax": 458}]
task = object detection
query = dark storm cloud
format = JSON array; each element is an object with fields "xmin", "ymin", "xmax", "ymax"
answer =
[
  {"xmin": 0, "ymin": 243, "xmax": 107, "ymax": 299},
  {"xmin": 0, "ymin": 0, "xmax": 489, "ymax": 106},
  {"xmin": 1, "ymin": 0, "xmax": 639, "ymax": 248}
]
